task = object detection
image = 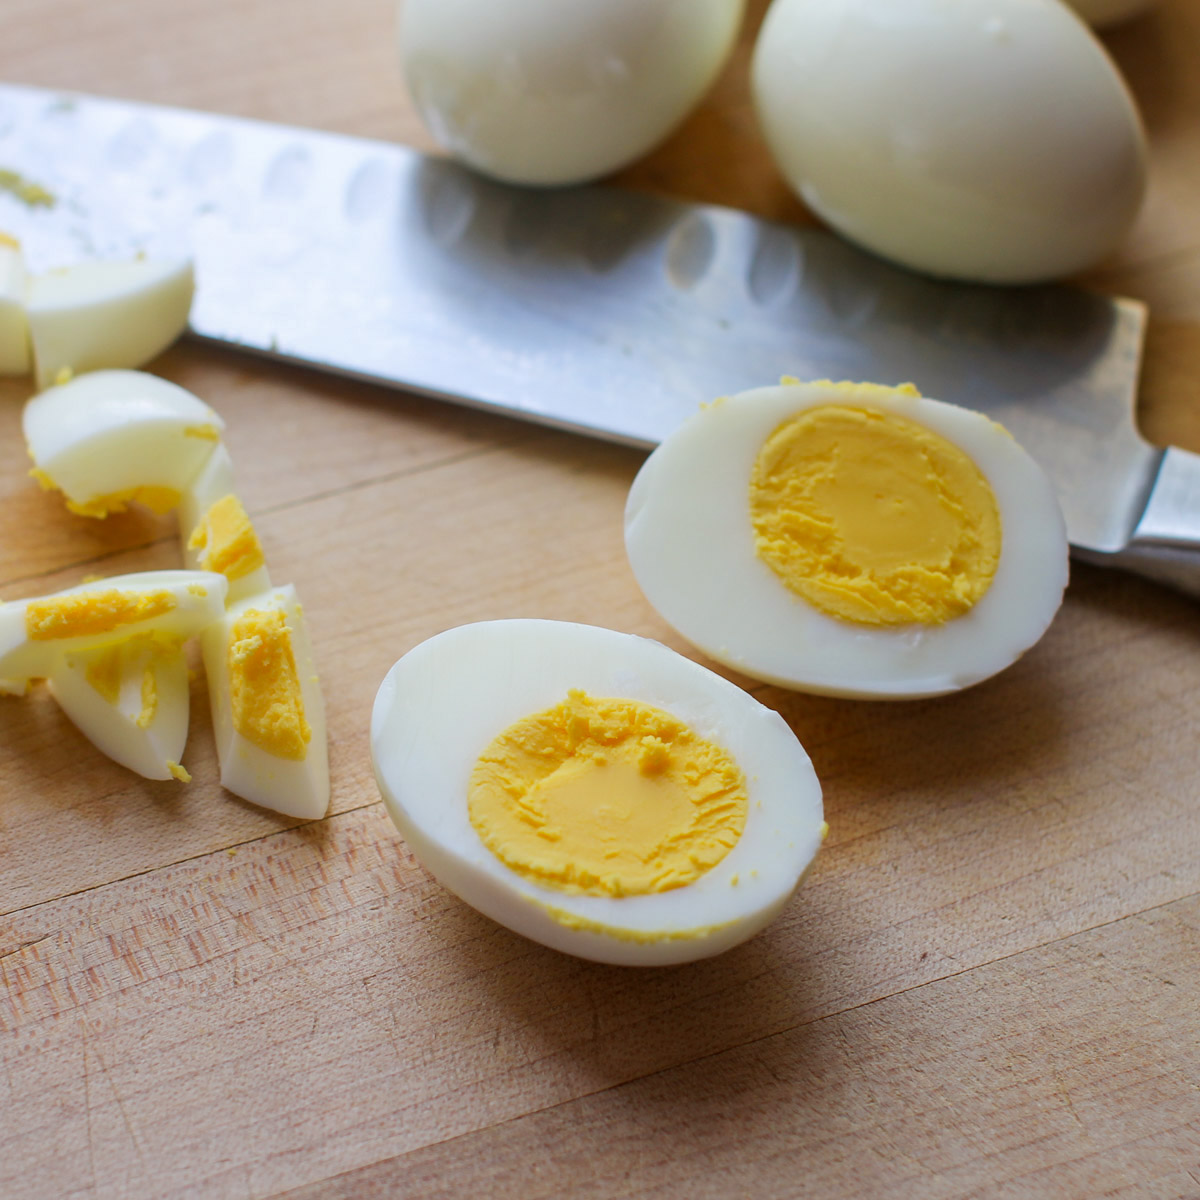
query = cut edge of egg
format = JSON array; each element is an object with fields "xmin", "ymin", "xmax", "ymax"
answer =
[
  {"xmin": 26, "ymin": 257, "xmax": 195, "ymax": 389},
  {"xmin": 370, "ymin": 618, "xmax": 824, "ymax": 966},
  {"xmin": 22, "ymin": 369, "xmax": 223, "ymax": 518},
  {"xmin": 623, "ymin": 380, "xmax": 1070, "ymax": 700},
  {"xmin": 48, "ymin": 635, "xmax": 191, "ymax": 781},
  {"xmin": 201, "ymin": 583, "xmax": 330, "ymax": 821}
]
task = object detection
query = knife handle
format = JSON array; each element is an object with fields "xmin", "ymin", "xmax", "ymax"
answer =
[{"xmin": 1084, "ymin": 446, "xmax": 1200, "ymax": 599}]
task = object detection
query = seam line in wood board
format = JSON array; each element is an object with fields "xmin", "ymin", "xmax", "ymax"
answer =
[
  {"xmin": 0, "ymin": 437, "xmax": 513, "ymax": 594},
  {"xmin": 0, "ymin": 796, "xmax": 386, "ymax": 921},
  {"xmin": 274, "ymin": 888, "xmax": 1200, "ymax": 1199},
  {"xmin": 4, "ymin": 797, "xmax": 1198, "ymax": 1022}
]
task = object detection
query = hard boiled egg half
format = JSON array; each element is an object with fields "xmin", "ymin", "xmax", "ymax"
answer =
[
  {"xmin": 371, "ymin": 619, "xmax": 824, "ymax": 966},
  {"xmin": 624, "ymin": 381, "xmax": 1069, "ymax": 700}
]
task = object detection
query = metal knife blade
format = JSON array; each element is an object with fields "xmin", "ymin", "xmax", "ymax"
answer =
[{"xmin": 2, "ymin": 83, "xmax": 1196, "ymax": 592}]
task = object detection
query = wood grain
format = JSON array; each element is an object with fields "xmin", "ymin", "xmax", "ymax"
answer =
[{"xmin": 2, "ymin": 0, "xmax": 1199, "ymax": 1197}]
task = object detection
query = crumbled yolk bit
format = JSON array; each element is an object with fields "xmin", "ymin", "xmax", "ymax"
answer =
[
  {"xmin": 227, "ymin": 607, "xmax": 310, "ymax": 760},
  {"xmin": 26, "ymin": 588, "xmax": 176, "ymax": 641},
  {"xmin": 184, "ymin": 424, "xmax": 221, "ymax": 441},
  {"xmin": 84, "ymin": 645, "xmax": 123, "ymax": 705},
  {"xmin": 750, "ymin": 404, "xmax": 1002, "ymax": 626},
  {"xmin": 530, "ymin": 898, "xmax": 734, "ymax": 943},
  {"xmin": 469, "ymin": 690, "xmax": 747, "ymax": 898},
  {"xmin": 188, "ymin": 494, "xmax": 265, "ymax": 582},
  {"xmin": 136, "ymin": 663, "xmax": 158, "ymax": 729},
  {"xmin": 62, "ymin": 485, "xmax": 182, "ymax": 519},
  {"xmin": 167, "ymin": 761, "xmax": 191, "ymax": 783},
  {"xmin": 84, "ymin": 634, "xmax": 181, "ymax": 721}
]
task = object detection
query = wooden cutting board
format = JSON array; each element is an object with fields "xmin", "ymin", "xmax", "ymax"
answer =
[{"xmin": 3, "ymin": 2, "xmax": 1199, "ymax": 1196}]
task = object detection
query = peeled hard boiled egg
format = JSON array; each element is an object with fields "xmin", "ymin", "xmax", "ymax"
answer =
[
  {"xmin": 24, "ymin": 369, "xmax": 223, "ymax": 518},
  {"xmin": 752, "ymin": 0, "xmax": 1148, "ymax": 283},
  {"xmin": 399, "ymin": 0, "xmax": 745, "ymax": 185},
  {"xmin": 624, "ymin": 380, "xmax": 1069, "ymax": 700},
  {"xmin": 371, "ymin": 619, "xmax": 824, "ymax": 966}
]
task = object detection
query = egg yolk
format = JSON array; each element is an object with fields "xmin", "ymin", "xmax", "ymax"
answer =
[
  {"xmin": 749, "ymin": 405, "xmax": 1002, "ymax": 625},
  {"xmin": 29, "ymin": 467, "xmax": 182, "ymax": 519},
  {"xmin": 227, "ymin": 607, "xmax": 311, "ymax": 760},
  {"xmin": 469, "ymin": 690, "xmax": 747, "ymax": 898},
  {"xmin": 188, "ymin": 493, "xmax": 265, "ymax": 582},
  {"xmin": 26, "ymin": 588, "xmax": 177, "ymax": 641}
]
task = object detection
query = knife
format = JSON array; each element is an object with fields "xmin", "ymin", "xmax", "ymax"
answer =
[{"xmin": 2, "ymin": 83, "xmax": 1198, "ymax": 596}]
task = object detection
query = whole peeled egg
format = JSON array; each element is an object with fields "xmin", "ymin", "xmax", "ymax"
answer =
[
  {"xmin": 398, "ymin": 0, "xmax": 746, "ymax": 185},
  {"xmin": 751, "ymin": 0, "xmax": 1148, "ymax": 283}
]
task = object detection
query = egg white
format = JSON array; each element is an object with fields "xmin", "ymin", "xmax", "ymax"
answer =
[
  {"xmin": 623, "ymin": 382, "xmax": 1069, "ymax": 700},
  {"xmin": 370, "ymin": 619, "xmax": 824, "ymax": 967},
  {"xmin": 26, "ymin": 257, "xmax": 194, "ymax": 388}
]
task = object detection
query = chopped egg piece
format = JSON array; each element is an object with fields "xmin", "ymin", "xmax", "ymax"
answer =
[
  {"xmin": 0, "ymin": 234, "xmax": 30, "ymax": 375},
  {"xmin": 624, "ymin": 380, "xmax": 1069, "ymax": 699},
  {"xmin": 371, "ymin": 619, "xmax": 824, "ymax": 966},
  {"xmin": 181, "ymin": 463, "xmax": 272, "ymax": 603},
  {"xmin": 201, "ymin": 584, "xmax": 329, "ymax": 820},
  {"xmin": 25, "ymin": 257, "xmax": 194, "ymax": 388},
  {"xmin": 0, "ymin": 570, "xmax": 228, "ymax": 695},
  {"xmin": 23, "ymin": 370, "xmax": 223, "ymax": 518},
  {"xmin": 48, "ymin": 634, "xmax": 191, "ymax": 781},
  {"xmin": 179, "ymin": 442, "xmax": 237, "ymax": 556}
]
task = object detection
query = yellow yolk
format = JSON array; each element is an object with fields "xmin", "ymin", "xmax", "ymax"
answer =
[
  {"xmin": 184, "ymin": 424, "xmax": 222, "ymax": 442},
  {"xmin": 84, "ymin": 644, "xmax": 124, "ymax": 704},
  {"xmin": 26, "ymin": 589, "xmax": 176, "ymax": 641},
  {"xmin": 469, "ymin": 690, "xmax": 747, "ymax": 898},
  {"xmin": 83, "ymin": 634, "xmax": 176, "ymax": 725},
  {"xmin": 750, "ymin": 405, "xmax": 1002, "ymax": 625},
  {"xmin": 136, "ymin": 663, "xmax": 158, "ymax": 729},
  {"xmin": 227, "ymin": 607, "xmax": 311, "ymax": 760},
  {"xmin": 188, "ymin": 494, "xmax": 266, "ymax": 582}
]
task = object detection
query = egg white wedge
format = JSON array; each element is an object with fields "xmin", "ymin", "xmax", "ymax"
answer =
[
  {"xmin": 201, "ymin": 584, "xmax": 329, "ymax": 820},
  {"xmin": 0, "ymin": 235, "xmax": 30, "ymax": 375},
  {"xmin": 26, "ymin": 256, "xmax": 194, "ymax": 388},
  {"xmin": 24, "ymin": 370, "xmax": 224, "ymax": 518},
  {"xmin": 49, "ymin": 635, "xmax": 191, "ymax": 781},
  {"xmin": 0, "ymin": 570, "xmax": 228, "ymax": 695},
  {"xmin": 178, "ymin": 445, "xmax": 272, "ymax": 604}
]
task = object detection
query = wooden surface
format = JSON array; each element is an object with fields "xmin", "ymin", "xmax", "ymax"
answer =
[{"xmin": 3, "ymin": 1, "xmax": 1200, "ymax": 1196}]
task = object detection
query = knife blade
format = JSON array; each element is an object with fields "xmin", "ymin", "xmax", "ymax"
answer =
[{"xmin": 2, "ymin": 83, "xmax": 1197, "ymax": 594}]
